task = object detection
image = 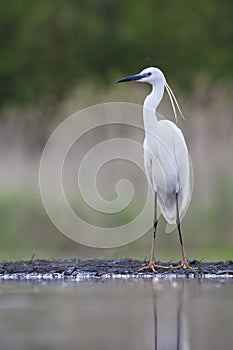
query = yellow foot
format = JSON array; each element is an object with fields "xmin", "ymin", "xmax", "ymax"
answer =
[
  {"xmin": 172, "ymin": 261, "xmax": 198, "ymax": 270},
  {"xmin": 138, "ymin": 262, "xmax": 170, "ymax": 274}
]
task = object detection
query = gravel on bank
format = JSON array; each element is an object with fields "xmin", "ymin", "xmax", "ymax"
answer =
[{"xmin": 0, "ymin": 258, "xmax": 233, "ymax": 280}]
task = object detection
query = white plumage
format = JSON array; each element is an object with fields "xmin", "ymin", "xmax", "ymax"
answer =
[
  {"xmin": 144, "ymin": 119, "xmax": 191, "ymax": 224},
  {"xmin": 117, "ymin": 67, "xmax": 196, "ymax": 272},
  {"xmin": 140, "ymin": 67, "xmax": 191, "ymax": 225}
]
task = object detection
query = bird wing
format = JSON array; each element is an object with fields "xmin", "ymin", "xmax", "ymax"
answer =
[
  {"xmin": 144, "ymin": 120, "xmax": 192, "ymax": 224},
  {"xmin": 163, "ymin": 120, "xmax": 192, "ymax": 219},
  {"xmin": 144, "ymin": 124, "xmax": 179, "ymax": 223},
  {"xmin": 143, "ymin": 135, "xmax": 171, "ymax": 194}
]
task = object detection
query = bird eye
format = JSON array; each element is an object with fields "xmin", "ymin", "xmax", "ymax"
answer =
[{"xmin": 147, "ymin": 72, "xmax": 152, "ymax": 76}]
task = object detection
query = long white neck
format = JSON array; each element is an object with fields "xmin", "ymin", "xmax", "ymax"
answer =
[{"xmin": 143, "ymin": 82, "xmax": 164, "ymax": 134}]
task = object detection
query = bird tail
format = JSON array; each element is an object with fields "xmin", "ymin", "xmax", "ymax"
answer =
[
  {"xmin": 158, "ymin": 193, "xmax": 176, "ymax": 225},
  {"xmin": 158, "ymin": 186, "xmax": 192, "ymax": 228}
]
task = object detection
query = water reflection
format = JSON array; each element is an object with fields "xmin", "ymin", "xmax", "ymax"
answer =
[
  {"xmin": 0, "ymin": 278, "xmax": 232, "ymax": 350},
  {"xmin": 151, "ymin": 280, "xmax": 190, "ymax": 350}
]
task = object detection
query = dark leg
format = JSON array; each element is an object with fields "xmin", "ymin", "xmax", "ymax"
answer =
[
  {"xmin": 149, "ymin": 191, "xmax": 158, "ymax": 264},
  {"xmin": 138, "ymin": 192, "xmax": 169, "ymax": 273},
  {"xmin": 175, "ymin": 193, "xmax": 197, "ymax": 269}
]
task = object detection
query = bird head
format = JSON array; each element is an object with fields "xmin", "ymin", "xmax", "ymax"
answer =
[
  {"xmin": 117, "ymin": 67, "xmax": 184, "ymax": 121},
  {"xmin": 117, "ymin": 67, "xmax": 165, "ymax": 85}
]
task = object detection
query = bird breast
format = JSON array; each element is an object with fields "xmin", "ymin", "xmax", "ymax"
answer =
[{"xmin": 143, "ymin": 130, "xmax": 179, "ymax": 196}]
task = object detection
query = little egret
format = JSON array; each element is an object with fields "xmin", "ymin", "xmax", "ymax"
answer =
[{"xmin": 117, "ymin": 67, "xmax": 196, "ymax": 273}]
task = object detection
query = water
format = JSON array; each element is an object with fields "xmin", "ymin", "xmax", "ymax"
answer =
[{"xmin": 0, "ymin": 278, "xmax": 232, "ymax": 350}]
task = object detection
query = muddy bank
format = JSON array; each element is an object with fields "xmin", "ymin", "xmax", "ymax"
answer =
[{"xmin": 0, "ymin": 259, "xmax": 232, "ymax": 280}]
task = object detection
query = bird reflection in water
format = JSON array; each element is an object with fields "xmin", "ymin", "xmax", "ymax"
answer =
[{"xmin": 149, "ymin": 280, "xmax": 190, "ymax": 350}]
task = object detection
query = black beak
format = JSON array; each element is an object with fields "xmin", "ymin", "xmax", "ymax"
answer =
[{"xmin": 116, "ymin": 73, "xmax": 149, "ymax": 83}]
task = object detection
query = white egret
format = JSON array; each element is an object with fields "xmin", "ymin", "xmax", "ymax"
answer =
[{"xmin": 117, "ymin": 67, "xmax": 196, "ymax": 273}]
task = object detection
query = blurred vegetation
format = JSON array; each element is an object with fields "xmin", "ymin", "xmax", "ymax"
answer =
[
  {"xmin": 0, "ymin": 188, "xmax": 232, "ymax": 261},
  {"xmin": 0, "ymin": 0, "xmax": 232, "ymax": 108},
  {"xmin": 0, "ymin": 1, "xmax": 232, "ymax": 261}
]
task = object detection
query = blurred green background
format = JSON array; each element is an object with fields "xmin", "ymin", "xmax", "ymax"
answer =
[{"xmin": 0, "ymin": 0, "xmax": 232, "ymax": 261}]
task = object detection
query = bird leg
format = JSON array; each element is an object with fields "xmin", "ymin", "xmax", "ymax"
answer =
[
  {"xmin": 173, "ymin": 262, "xmax": 198, "ymax": 270},
  {"xmin": 173, "ymin": 193, "xmax": 198, "ymax": 270},
  {"xmin": 172, "ymin": 243, "xmax": 198, "ymax": 270},
  {"xmin": 138, "ymin": 223, "xmax": 170, "ymax": 271},
  {"xmin": 138, "ymin": 261, "xmax": 170, "ymax": 273},
  {"xmin": 138, "ymin": 192, "xmax": 170, "ymax": 273}
]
